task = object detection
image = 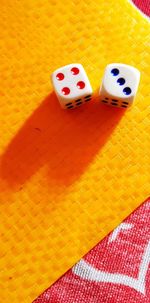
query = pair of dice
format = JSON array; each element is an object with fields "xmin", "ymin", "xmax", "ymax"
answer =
[{"xmin": 51, "ymin": 63, "xmax": 140, "ymax": 109}]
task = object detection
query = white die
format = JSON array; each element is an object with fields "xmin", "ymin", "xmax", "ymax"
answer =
[
  {"xmin": 99, "ymin": 63, "xmax": 140, "ymax": 108},
  {"xmin": 51, "ymin": 63, "xmax": 93, "ymax": 109}
]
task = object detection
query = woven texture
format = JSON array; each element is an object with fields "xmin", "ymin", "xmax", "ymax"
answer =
[
  {"xmin": 34, "ymin": 198, "xmax": 150, "ymax": 303},
  {"xmin": 0, "ymin": 1, "xmax": 149, "ymax": 302}
]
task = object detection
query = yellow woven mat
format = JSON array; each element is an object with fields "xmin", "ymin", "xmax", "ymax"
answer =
[{"xmin": 0, "ymin": 0, "xmax": 149, "ymax": 302}]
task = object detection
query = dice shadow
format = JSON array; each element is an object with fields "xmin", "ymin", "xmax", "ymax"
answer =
[{"xmin": 0, "ymin": 92, "xmax": 125, "ymax": 188}]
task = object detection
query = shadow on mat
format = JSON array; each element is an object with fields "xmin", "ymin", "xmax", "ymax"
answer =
[{"xmin": 0, "ymin": 92, "xmax": 125, "ymax": 187}]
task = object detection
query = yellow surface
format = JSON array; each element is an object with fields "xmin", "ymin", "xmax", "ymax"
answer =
[{"xmin": 0, "ymin": 0, "xmax": 149, "ymax": 302}]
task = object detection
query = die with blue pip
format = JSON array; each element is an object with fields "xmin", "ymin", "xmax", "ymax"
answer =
[{"xmin": 99, "ymin": 63, "xmax": 140, "ymax": 108}]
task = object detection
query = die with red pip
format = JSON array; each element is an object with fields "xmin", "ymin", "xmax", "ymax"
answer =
[{"xmin": 51, "ymin": 63, "xmax": 93, "ymax": 109}]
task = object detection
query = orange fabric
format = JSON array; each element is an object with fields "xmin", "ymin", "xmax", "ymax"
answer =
[{"xmin": 0, "ymin": 0, "xmax": 149, "ymax": 302}]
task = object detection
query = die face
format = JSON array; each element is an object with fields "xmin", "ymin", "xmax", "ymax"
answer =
[
  {"xmin": 100, "ymin": 63, "xmax": 140, "ymax": 108},
  {"xmin": 51, "ymin": 63, "xmax": 93, "ymax": 108},
  {"xmin": 100, "ymin": 88, "xmax": 130, "ymax": 108}
]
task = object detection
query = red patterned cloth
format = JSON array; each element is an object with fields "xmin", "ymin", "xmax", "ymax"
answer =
[
  {"xmin": 132, "ymin": 0, "xmax": 150, "ymax": 17},
  {"xmin": 34, "ymin": 198, "xmax": 150, "ymax": 303}
]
